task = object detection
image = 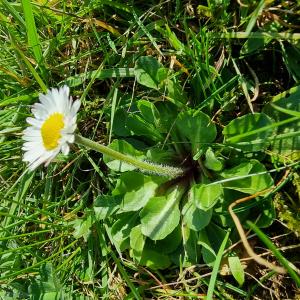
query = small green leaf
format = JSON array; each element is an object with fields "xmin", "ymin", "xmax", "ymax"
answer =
[
  {"xmin": 264, "ymin": 86, "xmax": 300, "ymax": 162},
  {"xmin": 223, "ymin": 113, "xmax": 274, "ymax": 152},
  {"xmin": 112, "ymin": 172, "xmax": 166, "ymax": 211},
  {"xmin": 204, "ymin": 148, "xmax": 224, "ymax": 171},
  {"xmin": 220, "ymin": 159, "xmax": 273, "ymax": 194},
  {"xmin": 137, "ymin": 100, "xmax": 160, "ymax": 125},
  {"xmin": 228, "ymin": 256, "xmax": 245, "ymax": 286},
  {"xmin": 190, "ymin": 183, "xmax": 223, "ymax": 211},
  {"xmin": 94, "ymin": 195, "xmax": 122, "ymax": 220},
  {"xmin": 199, "ymin": 223, "xmax": 230, "ymax": 266},
  {"xmin": 175, "ymin": 109, "xmax": 217, "ymax": 155},
  {"xmin": 134, "ymin": 56, "xmax": 165, "ymax": 89},
  {"xmin": 103, "ymin": 139, "xmax": 145, "ymax": 172},
  {"xmin": 146, "ymin": 226, "xmax": 182, "ymax": 254},
  {"xmin": 140, "ymin": 186, "xmax": 182, "ymax": 240},
  {"xmin": 111, "ymin": 213, "xmax": 139, "ymax": 251},
  {"xmin": 72, "ymin": 213, "xmax": 93, "ymax": 241},
  {"xmin": 139, "ymin": 249, "xmax": 171, "ymax": 270},
  {"xmin": 130, "ymin": 225, "xmax": 146, "ymax": 263},
  {"xmin": 181, "ymin": 226, "xmax": 200, "ymax": 266},
  {"xmin": 182, "ymin": 201, "xmax": 212, "ymax": 231},
  {"xmin": 166, "ymin": 78, "xmax": 188, "ymax": 107},
  {"xmin": 122, "ymin": 180, "xmax": 161, "ymax": 212},
  {"xmin": 127, "ymin": 114, "xmax": 162, "ymax": 141}
]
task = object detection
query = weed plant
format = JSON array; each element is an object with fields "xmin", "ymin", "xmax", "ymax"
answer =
[{"xmin": 0, "ymin": 0, "xmax": 299, "ymax": 299}]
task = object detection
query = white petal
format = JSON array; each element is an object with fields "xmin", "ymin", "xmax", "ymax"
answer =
[
  {"xmin": 26, "ymin": 117, "xmax": 43, "ymax": 128},
  {"xmin": 71, "ymin": 100, "xmax": 81, "ymax": 115},
  {"xmin": 28, "ymin": 151, "xmax": 54, "ymax": 170},
  {"xmin": 61, "ymin": 143, "xmax": 70, "ymax": 155}
]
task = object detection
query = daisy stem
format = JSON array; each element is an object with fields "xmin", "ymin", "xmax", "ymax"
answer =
[{"xmin": 74, "ymin": 134, "xmax": 185, "ymax": 178}]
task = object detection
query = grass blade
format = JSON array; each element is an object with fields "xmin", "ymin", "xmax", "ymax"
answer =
[
  {"xmin": 247, "ymin": 221, "xmax": 300, "ymax": 288},
  {"xmin": 21, "ymin": 0, "xmax": 43, "ymax": 66},
  {"xmin": 206, "ymin": 230, "xmax": 230, "ymax": 300}
]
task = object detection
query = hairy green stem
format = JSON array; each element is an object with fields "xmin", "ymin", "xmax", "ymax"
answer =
[{"xmin": 75, "ymin": 134, "xmax": 185, "ymax": 178}]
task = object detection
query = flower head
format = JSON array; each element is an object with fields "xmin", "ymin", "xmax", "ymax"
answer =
[{"xmin": 22, "ymin": 85, "xmax": 80, "ymax": 171}]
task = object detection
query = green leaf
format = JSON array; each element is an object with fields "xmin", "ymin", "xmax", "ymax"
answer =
[
  {"xmin": 175, "ymin": 109, "xmax": 217, "ymax": 155},
  {"xmin": 166, "ymin": 78, "xmax": 188, "ymax": 107},
  {"xmin": 284, "ymin": 45, "xmax": 300, "ymax": 80},
  {"xmin": 228, "ymin": 256, "xmax": 245, "ymax": 286},
  {"xmin": 134, "ymin": 56, "xmax": 166, "ymax": 89},
  {"xmin": 181, "ymin": 227, "xmax": 200, "ymax": 266},
  {"xmin": 103, "ymin": 139, "xmax": 145, "ymax": 172},
  {"xmin": 111, "ymin": 213, "xmax": 139, "ymax": 251},
  {"xmin": 182, "ymin": 201, "xmax": 212, "ymax": 231},
  {"xmin": 140, "ymin": 186, "xmax": 182, "ymax": 240},
  {"xmin": 94, "ymin": 195, "xmax": 122, "ymax": 220},
  {"xmin": 190, "ymin": 183, "xmax": 223, "ymax": 211},
  {"xmin": 113, "ymin": 172, "xmax": 166, "ymax": 211},
  {"xmin": 137, "ymin": 99, "xmax": 160, "ymax": 125},
  {"xmin": 29, "ymin": 264, "xmax": 64, "ymax": 300},
  {"xmin": 199, "ymin": 223, "xmax": 230, "ymax": 265},
  {"xmin": 146, "ymin": 225, "xmax": 182, "ymax": 254},
  {"xmin": 264, "ymin": 86, "xmax": 300, "ymax": 162},
  {"xmin": 223, "ymin": 113, "xmax": 274, "ymax": 152},
  {"xmin": 204, "ymin": 147, "xmax": 224, "ymax": 171},
  {"xmin": 240, "ymin": 32, "xmax": 272, "ymax": 55},
  {"xmin": 130, "ymin": 225, "xmax": 146, "ymax": 263},
  {"xmin": 122, "ymin": 179, "xmax": 163, "ymax": 212},
  {"xmin": 127, "ymin": 114, "xmax": 162, "ymax": 141},
  {"xmin": 72, "ymin": 213, "xmax": 93, "ymax": 241},
  {"xmin": 139, "ymin": 249, "xmax": 171, "ymax": 270},
  {"xmin": 220, "ymin": 159, "xmax": 273, "ymax": 194}
]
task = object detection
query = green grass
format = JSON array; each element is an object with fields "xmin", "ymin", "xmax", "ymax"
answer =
[{"xmin": 0, "ymin": 1, "xmax": 300, "ymax": 299}]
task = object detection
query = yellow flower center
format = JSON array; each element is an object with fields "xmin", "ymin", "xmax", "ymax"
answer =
[{"xmin": 41, "ymin": 113, "xmax": 64, "ymax": 150}]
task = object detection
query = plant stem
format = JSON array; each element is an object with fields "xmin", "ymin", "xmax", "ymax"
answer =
[{"xmin": 75, "ymin": 134, "xmax": 185, "ymax": 178}]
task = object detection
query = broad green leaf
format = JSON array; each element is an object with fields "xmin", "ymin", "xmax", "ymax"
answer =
[
  {"xmin": 175, "ymin": 109, "xmax": 217, "ymax": 155},
  {"xmin": 29, "ymin": 264, "xmax": 64, "ymax": 300},
  {"xmin": 103, "ymin": 139, "xmax": 145, "ymax": 172},
  {"xmin": 139, "ymin": 249, "xmax": 171, "ymax": 270},
  {"xmin": 72, "ymin": 213, "xmax": 93, "ymax": 241},
  {"xmin": 223, "ymin": 113, "xmax": 274, "ymax": 152},
  {"xmin": 182, "ymin": 201, "xmax": 212, "ymax": 231},
  {"xmin": 130, "ymin": 225, "xmax": 145, "ymax": 263},
  {"xmin": 166, "ymin": 78, "xmax": 188, "ymax": 107},
  {"xmin": 264, "ymin": 86, "xmax": 300, "ymax": 162},
  {"xmin": 190, "ymin": 183, "xmax": 223, "ymax": 211},
  {"xmin": 140, "ymin": 186, "xmax": 182, "ymax": 240},
  {"xmin": 255, "ymin": 197, "xmax": 276, "ymax": 228},
  {"xmin": 284, "ymin": 45, "xmax": 300, "ymax": 80},
  {"xmin": 94, "ymin": 195, "xmax": 122, "ymax": 220},
  {"xmin": 111, "ymin": 213, "xmax": 139, "ymax": 251},
  {"xmin": 199, "ymin": 223, "xmax": 230, "ymax": 265},
  {"xmin": 112, "ymin": 109, "xmax": 131, "ymax": 136},
  {"xmin": 240, "ymin": 33, "xmax": 272, "ymax": 55},
  {"xmin": 137, "ymin": 100, "xmax": 160, "ymax": 126},
  {"xmin": 134, "ymin": 56, "xmax": 166, "ymax": 89},
  {"xmin": 146, "ymin": 226, "xmax": 182, "ymax": 254},
  {"xmin": 122, "ymin": 180, "xmax": 161, "ymax": 212},
  {"xmin": 181, "ymin": 226, "xmax": 200, "ymax": 267},
  {"xmin": 220, "ymin": 159, "xmax": 273, "ymax": 194},
  {"xmin": 204, "ymin": 147, "xmax": 224, "ymax": 171},
  {"xmin": 220, "ymin": 161, "xmax": 252, "ymax": 178},
  {"xmin": 127, "ymin": 114, "xmax": 163, "ymax": 141},
  {"xmin": 228, "ymin": 256, "xmax": 245, "ymax": 286},
  {"xmin": 112, "ymin": 172, "xmax": 166, "ymax": 211}
]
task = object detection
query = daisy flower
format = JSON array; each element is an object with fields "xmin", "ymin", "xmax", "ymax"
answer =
[{"xmin": 22, "ymin": 86, "xmax": 80, "ymax": 171}]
